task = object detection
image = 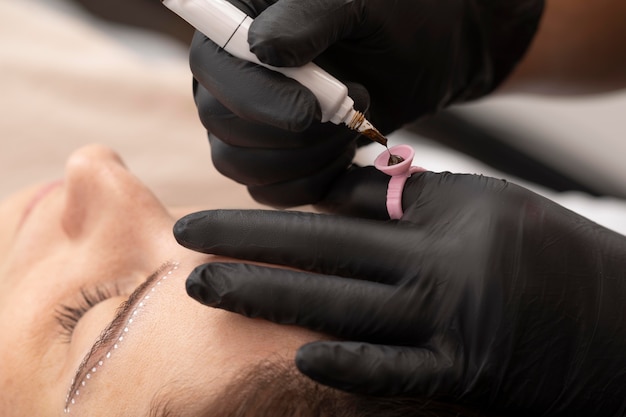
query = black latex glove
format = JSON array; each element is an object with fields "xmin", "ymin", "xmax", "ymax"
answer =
[
  {"xmin": 191, "ymin": 62, "xmax": 369, "ymax": 207},
  {"xmin": 174, "ymin": 167, "xmax": 626, "ymax": 416},
  {"xmin": 190, "ymin": 0, "xmax": 545, "ymax": 207}
]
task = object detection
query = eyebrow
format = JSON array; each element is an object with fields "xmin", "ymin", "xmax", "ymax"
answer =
[{"xmin": 65, "ymin": 261, "xmax": 176, "ymax": 412}]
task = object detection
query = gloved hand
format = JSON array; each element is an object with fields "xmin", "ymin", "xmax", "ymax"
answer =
[
  {"xmin": 190, "ymin": 0, "xmax": 545, "ymax": 207},
  {"xmin": 191, "ymin": 63, "xmax": 369, "ymax": 207},
  {"xmin": 174, "ymin": 168, "xmax": 626, "ymax": 416}
]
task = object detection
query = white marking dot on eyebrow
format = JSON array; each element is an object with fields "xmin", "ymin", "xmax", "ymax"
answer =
[{"xmin": 63, "ymin": 262, "xmax": 179, "ymax": 414}]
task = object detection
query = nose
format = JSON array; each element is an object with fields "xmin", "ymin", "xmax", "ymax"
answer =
[{"xmin": 61, "ymin": 145, "xmax": 171, "ymax": 238}]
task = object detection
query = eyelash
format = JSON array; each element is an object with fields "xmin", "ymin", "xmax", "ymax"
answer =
[{"xmin": 55, "ymin": 285, "xmax": 122, "ymax": 343}]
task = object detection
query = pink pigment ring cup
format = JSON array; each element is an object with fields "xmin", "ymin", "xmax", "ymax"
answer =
[{"xmin": 374, "ymin": 144, "xmax": 425, "ymax": 220}]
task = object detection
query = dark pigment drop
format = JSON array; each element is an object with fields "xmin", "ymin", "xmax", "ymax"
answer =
[{"xmin": 388, "ymin": 154, "xmax": 404, "ymax": 166}]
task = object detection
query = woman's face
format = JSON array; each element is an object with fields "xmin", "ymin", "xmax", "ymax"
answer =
[{"xmin": 0, "ymin": 145, "xmax": 321, "ymax": 416}]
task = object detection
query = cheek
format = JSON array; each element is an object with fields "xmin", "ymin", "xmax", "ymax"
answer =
[
  {"xmin": 0, "ymin": 184, "xmax": 49, "ymax": 259},
  {"xmin": 0, "ymin": 270, "xmax": 73, "ymax": 416}
]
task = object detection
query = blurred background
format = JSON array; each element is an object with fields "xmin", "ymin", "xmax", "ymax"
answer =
[
  {"xmin": 1, "ymin": 0, "xmax": 264, "ymax": 210},
  {"xmin": 2, "ymin": 0, "xmax": 626, "ymax": 230}
]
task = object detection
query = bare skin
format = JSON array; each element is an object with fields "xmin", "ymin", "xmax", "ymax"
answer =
[
  {"xmin": 0, "ymin": 145, "xmax": 323, "ymax": 416},
  {"xmin": 499, "ymin": 0, "xmax": 626, "ymax": 95}
]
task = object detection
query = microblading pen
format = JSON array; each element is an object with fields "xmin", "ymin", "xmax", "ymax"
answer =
[{"xmin": 162, "ymin": 0, "xmax": 389, "ymax": 147}]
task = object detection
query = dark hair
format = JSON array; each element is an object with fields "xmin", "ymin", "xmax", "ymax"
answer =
[{"xmin": 155, "ymin": 358, "xmax": 495, "ymax": 417}]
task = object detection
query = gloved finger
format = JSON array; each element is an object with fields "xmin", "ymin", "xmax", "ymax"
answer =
[
  {"xmin": 400, "ymin": 172, "xmax": 515, "ymax": 227},
  {"xmin": 245, "ymin": 149, "xmax": 356, "ymax": 207},
  {"xmin": 313, "ymin": 165, "xmax": 390, "ymax": 220},
  {"xmin": 186, "ymin": 263, "xmax": 433, "ymax": 341},
  {"xmin": 195, "ymin": 79, "xmax": 371, "ymax": 148},
  {"xmin": 249, "ymin": 0, "xmax": 366, "ymax": 67},
  {"xmin": 193, "ymin": 80, "xmax": 305, "ymax": 148},
  {"xmin": 190, "ymin": 31, "xmax": 318, "ymax": 131},
  {"xmin": 174, "ymin": 209, "xmax": 419, "ymax": 281},
  {"xmin": 194, "ymin": 81, "xmax": 314, "ymax": 148},
  {"xmin": 296, "ymin": 341, "xmax": 457, "ymax": 396},
  {"xmin": 207, "ymin": 129, "xmax": 357, "ymax": 187}
]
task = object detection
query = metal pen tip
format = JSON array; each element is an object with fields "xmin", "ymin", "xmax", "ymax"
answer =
[
  {"xmin": 345, "ymin": 110, "xmax": 388, "ymax": 147},
  {"xmin": 359, "ymin": 128, "xmax": 388, "ymax": 147}
]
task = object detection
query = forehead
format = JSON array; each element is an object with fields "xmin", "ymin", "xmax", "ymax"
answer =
[
  {"xmin": 70, "ymin": 279, "xmax": 322, "ymax": 416},
  {"xmin": 64, "ymin": 268, "xmax": 248, "ymax": 416}
]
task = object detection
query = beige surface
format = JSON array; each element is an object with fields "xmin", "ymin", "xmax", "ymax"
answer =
[
  {"xmin": 454, "ymin": 91, "xmax": 626, "ymax": 199},
  {"xmin": 0, "ymin": 0, "xmax": 262, "ymax": 210}
]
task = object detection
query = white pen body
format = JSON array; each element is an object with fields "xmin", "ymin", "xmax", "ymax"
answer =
[{"xmin": 162, "ymin": 0, "xmax": 355, "ymax": 124}]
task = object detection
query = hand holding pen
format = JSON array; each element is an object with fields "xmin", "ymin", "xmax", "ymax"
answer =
[
  {"xmin": 165, "ymin": 0, "xmax": 544, "ymax": 208},
  {"xmin": 174, "ymin": 161, "xmax": 626, "ymax": 416}
]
